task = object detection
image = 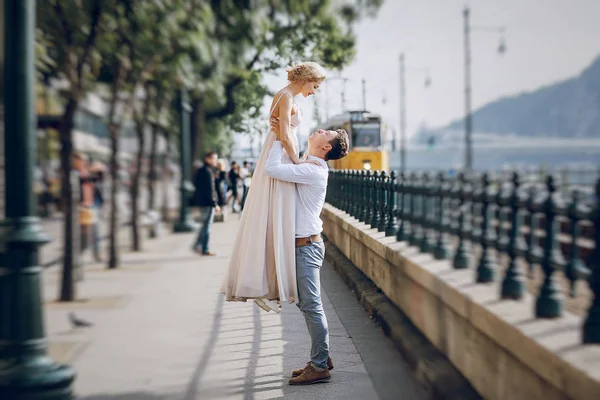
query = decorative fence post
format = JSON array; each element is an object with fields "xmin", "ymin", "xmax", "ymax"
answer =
[
  {"xmin": 378, "ymin": 171, "xmax": 388, "ymax": 232},
  {"xmin": 419, "ymin": 172, "xmax": 435, "ymax": 253},
  {"xmin": 353, "ymin": 171, "xmax": 361, "ymax": 218},
  {"xmin": 348, "ymin": 171, "xmax": 356, "ymax": 217},
  {"xmin": 365, "ymin": 171, "xmax": 374, "ymax": 226},
  {"xmin": 326, "ymin": 171, "xmax": 331, "ymax": 205},
  {"xmin": 341, "ymin": 170, "xmax": 348, "ymax": 212},
  {"xmin": 434, "ymin": 172, "xmax": 452, "ymax": 260},
  {"xmin": 535, "ymin": 175, "xmax": 565, "ymax": 317},
  {"xmin": 583, "ymin": 179, "xmax": 600, "ymax": 343},
  {"xmin": 346, "ymin": 170, "xmax": 352, "ymax": 214},
  {"xmin": 525, "ymin": 185, "xmax": 542, "ymax": 278},
  {"xmin": 453, "ymin": 173, "xmax": 472, "ymax": 269},
  {"xmin": 396, "ymin": 172, "xmax": 410, "ymax": 242},
  {"xmin": 564, "ymin": 190, "xmax": 591, "ymax": 297},
  {"xmin": 370, "ymin": 171, "xmax": 380, "ymax": 229},
  {"xmin": 476, "ymin": 173, "xmax": 497, "ymax": 283},
  {"xmin": 408, "ymin": 173, "xmax": 422, "ymax": 246},
  {"xmin": 501, "ymin": 172, "xmax": 527, "ymax": 300},
  {"xmin": 386, "ymin": 171, "xmax": 397, "ymax": 237},
  {"xmin": 358, "ymin": 171, "xmax": 367, "ymax": 222}
]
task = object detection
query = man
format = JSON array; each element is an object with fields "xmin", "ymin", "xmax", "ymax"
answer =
[
  {"xmin": 227, "ymin": 161, "xmax": 241, "ymax": 213},
  {"xmin": 239, "ymin": 161, "xmax": 252, "ymax": 210},
  {"xmin": 73, "ymin": 152, "xmax": 99, "ymax": 258},
  {"xmin": 191, "ymin": 152, "xmax": 220, "ymax": 256},
  {"xmin": 265, "ymin": 122, "xmax": 349, "ymax": 385}
]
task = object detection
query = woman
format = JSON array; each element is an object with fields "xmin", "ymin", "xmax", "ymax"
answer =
[
  {"xmin": 222, "ymin": 62, "xmax": 325, "ymax": 311},
  {"xmin": 215, "ymin": 160, "xmax": 227, "ymax": 207}
]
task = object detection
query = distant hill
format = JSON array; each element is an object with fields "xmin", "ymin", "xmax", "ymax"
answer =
[{"xmin": 413, "ymin": 55, "xmax": 600, "ymax": 144}]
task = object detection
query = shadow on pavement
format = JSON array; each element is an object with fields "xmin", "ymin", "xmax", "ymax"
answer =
[
  {"xmin": 182, "ymin": 294, "xmax": 224, "ymax": 400},
  {"xmin": 78, "ymin": 393, "xmax": 168, "ymax": 400}
]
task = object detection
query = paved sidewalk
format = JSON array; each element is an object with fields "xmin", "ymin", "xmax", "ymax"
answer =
[
  {"xmin": 43, "ymin": 214, "xmax": 425, "ymax": 399},
  {"xmin": 40, "ymin": 182, "xmax": 178, "ymax": 267}
]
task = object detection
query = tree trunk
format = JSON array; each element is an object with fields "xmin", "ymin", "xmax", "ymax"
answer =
[
  {"xmin": 130, "ymin": 125, "xmax": 144, "ymax": 251},
  {"xmin": 161, "ymin": 130, "xmax": 171, "ymax": 223},
  {"xmin": 106, "ymin": 62, "xmax": 126, "ymax": 269},
  {"xmin": 147, "ymin": 124, "xmax": 159, "ymax": 237},
  {"xmin": 59, "ymin": 97, "xmax": 78, "ymax": 301},
  {"xmin": 107, "ymin": 121, "xmax": 120, "ymax": 269},
  {"xmin": 192, "ymin": 95, "xmax": 206, "ymax": 164},
  {"xmin": 148, "ymin": 124, "xmax": 158, "ymax": 210},
  {"xmin": 131, "ymin": 84, "xmax": 154, "ymax": 250}
]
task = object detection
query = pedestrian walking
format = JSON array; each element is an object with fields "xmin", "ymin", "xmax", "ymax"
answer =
[
  {"xmin": 227, "ymin": 161, "xmax": 241, "ymax": 213},
  {"xmin": 191, "ymin": 152, "xmax": 220, "ymax": 256},
  {"xmin": 240, "ymin": 161, "xmax": 252, "ymax": 210},
  {"xmin": 89, "ymin": 161, "xmax": 106, "ymax": 262},
  {"xmin": 73, "ymin": 152, "xmax": 97, "ymax": 255}
]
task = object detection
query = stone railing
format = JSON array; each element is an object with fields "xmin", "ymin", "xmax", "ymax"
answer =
[{"xmin": 323, "ymin": 169, "xmax": 600, "ymax": 399}]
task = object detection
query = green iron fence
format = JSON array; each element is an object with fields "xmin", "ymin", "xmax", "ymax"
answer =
[{"xmin": 326, "ymin": 169, "xmax": 600, "ymax": 344}]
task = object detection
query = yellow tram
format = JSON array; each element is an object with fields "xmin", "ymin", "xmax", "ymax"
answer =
[{"xmin": 316, "ymin": 111, "xmax": 389, "ymax": 171}]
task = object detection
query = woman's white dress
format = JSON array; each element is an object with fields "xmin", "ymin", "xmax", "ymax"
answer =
[{"xmin": 222, "ymin": 94, "xmax": 302, "ymax": 303}]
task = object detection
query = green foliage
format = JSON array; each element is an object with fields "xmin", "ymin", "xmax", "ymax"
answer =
[
  {"xmin": 36, "ymin": 0, "xmax": 383, "ymax": 154},
  {"xmin": 37, "ymin": 0, "xmax": 106, "ymax": 97},
  {"xmin": 197, "ymin": 0, "xmax": 383, "ymax": 150}
]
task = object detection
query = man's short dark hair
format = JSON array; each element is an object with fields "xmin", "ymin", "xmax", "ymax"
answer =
[
  {"xmin": 204, "ymin": 151, "xmax": 217, "ymax": 160},
  {"xmin": 325, "ymin": 129, "xmax": 350, "ymax": 161}
]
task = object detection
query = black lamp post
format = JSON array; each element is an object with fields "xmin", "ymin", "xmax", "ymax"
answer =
[
  {"xmin": 463, "ymin": 6, "xmax": 506, "ymax": 172},
  {"xmin": 0, "ymin": 0, "xmax": 75, "ymax": 397},
  {"xmin": 173, "ymin": 88, "xmax": 195, "ymax": 232}
]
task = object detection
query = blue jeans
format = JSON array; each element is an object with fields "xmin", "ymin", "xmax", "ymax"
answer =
[
  {"xmin": 295, "ymin": 240, "xmax": 329, "ymax": 371},
  {"xmin": 193, "ymin": 206, "xmax": 215, "ymax": 253},
  {"xmin": 92, "ymin": 204, "xmax": 101, "ymax": 259}
]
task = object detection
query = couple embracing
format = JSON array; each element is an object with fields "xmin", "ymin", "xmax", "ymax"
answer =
[{"xmin": 222, "ymin": 61, "xmax": 349, "ymax": 385}]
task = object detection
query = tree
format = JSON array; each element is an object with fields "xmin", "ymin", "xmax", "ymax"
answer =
[
  {"xmin": 146, "ymin": 82, "xmax": 173, "ymax": 236},
  {"xmin": 98, "ymin": 0, "xmax": 216, "ymax": 254},
  {"xmin": 191, "ymin": 0, "xmax": 384, "ymax": 159},
  {"xmin": 37, "ymin": 0, "xmax": 107, "ymax": 301}
]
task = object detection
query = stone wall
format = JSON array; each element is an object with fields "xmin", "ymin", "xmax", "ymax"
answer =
[{"xmin": 322, "ymin": 204, "xmax": 600, "ymax": 400}]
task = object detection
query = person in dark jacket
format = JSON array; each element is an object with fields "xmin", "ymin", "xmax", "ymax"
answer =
[
  {"xmin": 191, "ymin": 152, "xmax": 220, "ymax": 256},
  {"xmin": 227, "ymin": 161, "xmax": 241, "ymax": 212}
]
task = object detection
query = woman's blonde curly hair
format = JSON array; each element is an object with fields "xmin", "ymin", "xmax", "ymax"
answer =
[{"xmin": 285, "ymin": 62, "xmax": 326, "ymax": 83}]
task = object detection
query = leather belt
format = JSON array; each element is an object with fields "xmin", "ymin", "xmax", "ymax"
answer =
[{"xmin": 295, "ymin": 234, "xmax": 322, "ymax": 247}]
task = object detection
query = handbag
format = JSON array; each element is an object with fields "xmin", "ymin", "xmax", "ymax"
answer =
[{"xmin": 80, "ymin": 207, "xmax": 96, "ymax": 226}]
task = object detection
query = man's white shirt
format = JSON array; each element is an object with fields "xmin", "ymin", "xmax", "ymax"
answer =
[
  {"xmin": 264, "ymin": 141, "xmax": 328, "ymax": 238},
  {"xmin": 239, "ymin": 166, "xmax": 251, "ymax": 187}
]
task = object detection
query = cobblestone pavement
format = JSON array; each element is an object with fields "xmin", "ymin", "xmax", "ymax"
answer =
[{"xmin": 43, "ymin": 214, "xmax": 426, "ymax": 400}]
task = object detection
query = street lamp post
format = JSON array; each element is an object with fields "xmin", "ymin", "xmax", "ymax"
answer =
[
  {"xmin": 399, "ymin": 54, "xmax": 406, "ymax": 174},
  {"xmin": 0, "ymin": 0, "xmax": 75, "ymax": 398},
  {"xmin": 361, "ymin": 78, "xmax": 367, "ymax": 111},
  {"xmin": 341, "ymin": 78, "xmax": 348, "ymax": 112},
  {"xmin": 463, "ymin": 6, "xmax": 473, "ymax": 172},
  {"xmin": 463, "ymin": 6, "xmax": 506, "ymax": 172},
  {"xmin": 173, "ymin": 88, "xmax": 195, "ymax": 232},
  {"xmin": 398, "ymin": 52, "xmax": 432, "ymax": 175}
]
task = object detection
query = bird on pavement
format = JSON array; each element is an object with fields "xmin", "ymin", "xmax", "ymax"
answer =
[{"xmin": 69, "ymin": 312, "xmax": 94, "ymax": 329}]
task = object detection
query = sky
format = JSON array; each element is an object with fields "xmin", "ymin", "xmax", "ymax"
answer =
[{"xmin": 239, "ymin": 0, "xmax": 600, "ymax": 151}]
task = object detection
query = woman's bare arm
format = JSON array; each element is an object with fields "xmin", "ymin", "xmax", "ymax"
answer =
[{"xmin": 274, "ymin": 94, "xmax": 300, "ymax": 164}]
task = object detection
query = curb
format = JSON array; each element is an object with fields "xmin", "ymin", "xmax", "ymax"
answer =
[{"xmin": 324, "ymin": 238, "xmax": 482, "ymax": 400}]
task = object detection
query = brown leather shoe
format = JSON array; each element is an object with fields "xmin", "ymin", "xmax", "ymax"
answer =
[
  {"xmin": 292, "ymin": 357, "xmax": 334, "ymax": 377},
  {"xmin": 292, "ymin": 357, "xmax": 333, "ymax": 377},
  {"xmin": 289, "ymin": 365, "xmax": 331, "ymax": 385}
]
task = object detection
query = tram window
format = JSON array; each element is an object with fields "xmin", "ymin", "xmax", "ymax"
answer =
[{"xmin": 352, "ymin": 122, "xmax": 381, "ymax": 147}]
